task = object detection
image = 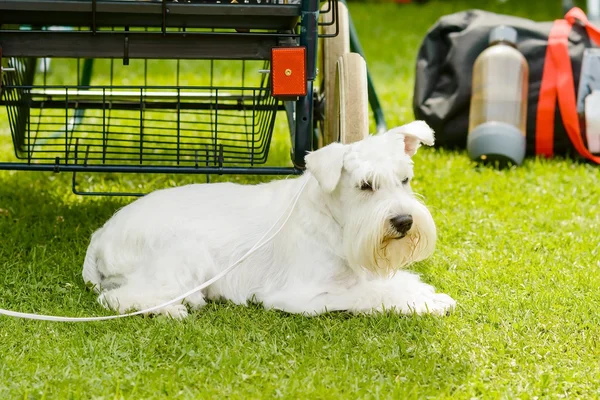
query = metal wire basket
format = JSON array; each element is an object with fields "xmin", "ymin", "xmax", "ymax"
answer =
[
  {"xmin": 0, "ymin": 0, "xmax": 389, "ymax": 189},
  {"xmin": 2, "ymin": 56, "xmax": 279, "ymax": 171}
]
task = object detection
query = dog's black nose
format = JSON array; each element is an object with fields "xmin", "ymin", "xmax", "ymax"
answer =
[{"xmin": 391, "ymin": 214, "xmax": 413, "ymax": 236}]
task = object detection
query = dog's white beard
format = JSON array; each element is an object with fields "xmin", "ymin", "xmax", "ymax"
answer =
[{"xmin": 344, "ymin": 198, "xmax": 436, "ymax": 276}]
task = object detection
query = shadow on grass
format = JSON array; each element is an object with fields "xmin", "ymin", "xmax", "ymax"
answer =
[{"xmin": 0, "ymin": 171, "xmax": 127, "ymax": 308}]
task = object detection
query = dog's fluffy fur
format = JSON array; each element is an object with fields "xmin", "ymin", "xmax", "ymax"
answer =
[{"xmin": 83, "ymin": 121, "xmax": 456, "ymax": 319}]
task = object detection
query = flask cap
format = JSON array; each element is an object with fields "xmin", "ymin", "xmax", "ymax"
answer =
[{"xmin": 489, "ymin": 25, "xmax": 518, "ymax": 45}]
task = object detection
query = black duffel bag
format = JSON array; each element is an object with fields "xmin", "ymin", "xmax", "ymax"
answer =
[{"xmin": 413, "ymin": 7, "xmax": 600, "ymax": 163}]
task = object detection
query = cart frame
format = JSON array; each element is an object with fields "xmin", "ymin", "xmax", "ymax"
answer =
[{"xmin": 0, "ymin": 0, "xmax": 386, "ymax": 188}]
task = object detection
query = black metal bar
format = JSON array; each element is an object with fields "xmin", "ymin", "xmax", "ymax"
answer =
[
  {"xmin": 0, "ymin": 32, "xmax": 280, "ymax": 60},
  {"xmin": 0, "ymin": 1, "xmax": 300, "ymax": 31},
  {"xmin": 139, "ymin": 87, "xmax": 143, "ymax": 164},
  {"xmin": 10, "ymin": 58, "xmax": 36, "ymax": 153},
  {"xmin": 214, "ymin": 87, "xmax": 219, "ymax": 162},
  {"xmin": 71, "ymin": 169, "xmax": 78, "ymax": 192},
  {"xmin": 42, "ymin": 56, "xmax": 47, "ymax": 87},
  {"xmin": 91, "ymin": 0, "xmax": 97, "ymax": 34},
  {"xmin": 293, "ymin": 81, "xmax": 313, "ymax": 168},
  {"xmin": 72, "ymin": 186, "xmax": 146, "ymax": 197},
  {"xmin": 263, "ymin": 97, "xmax": 278, "ymax": 163},
  {"xmin": 5, "ymin": 83, "xmax": 273, "ymax": 90},
  {"xmin": 301, "ymin": 0, "xmax": 319, "ymax": 81},
  {"xmin": 0, "ymin": 1, "xmax": 300, "ymax": 15},
  {"xmin": 64, "ymin": 88, "xmax": 69, "ymax": 162},
  {"xmin": 2, "ymin": 100, "xmax": 277, "ymax": 112},
  {"xmin": 218, "ymin": 144, "xmax": 224, "ymax": 170},
  {"xmin": 123, "ymin": 27, "xmax": 129, "ymax": 65},
  {"xmin": 0, "ymin": 162, "xmax": 303, "ymax": 175},
  {"xmin": 26, "ymin": 89, "xmax": 31, "ymax": 163},
  {"xmin": 76, "ymin": 57, "xmax": 81, "ymax": 85},
  {"xmin": 251, "ymin": 88, "xmax": 256, "ymax": 166},
  {"xmin": 161, "ymin": 0, "xmax": 167, "ymax": 35},
  {"xmin": 284, "ymin": 100, "xmax": 296, "ymax": 144},
  {"xmin": 176, "ymin": 87, "xmax": 180, "ymax": 165},
  {"xmin": 74, "ymin": 137, "xmax": 79, "ymax": 163},
  {"xmin": 205, "ymin": 147, "xmax": 210, "ymax": 184},
  {"xmin": 102, "ymin": 87, "xmax": 106, "ymax": 163},
  {"xmin": 71, "ymin": 141, "xmax": 81, "ymax": 194}
]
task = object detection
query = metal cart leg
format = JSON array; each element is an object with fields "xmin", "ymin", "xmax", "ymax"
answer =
[
  {"xmin": 284, "ymin": 100, "xmax": 296, "ymax": 143},
  {"xmin": 292, "ymin": 0, "xmax": 320, "ymax": 168}
]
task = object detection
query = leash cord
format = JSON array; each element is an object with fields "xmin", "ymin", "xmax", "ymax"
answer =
[{"xmin": 0, "ymin": 175, "xmax": 310, "ymax": 322}]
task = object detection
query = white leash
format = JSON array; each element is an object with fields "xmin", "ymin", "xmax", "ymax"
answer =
[{"xmin": 0, "ymin": 175, "xmax": 310, "ymax": 322}]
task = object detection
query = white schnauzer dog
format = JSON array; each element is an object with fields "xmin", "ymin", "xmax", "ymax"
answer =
[{"xmin": 82, "ymin": 121, "xmax": 456, "ymax": 319}]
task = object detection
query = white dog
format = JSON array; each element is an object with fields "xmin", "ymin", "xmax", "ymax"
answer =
[{"xmin": 82, "ymin": 121, "xmax": 456, "ymax": 319}]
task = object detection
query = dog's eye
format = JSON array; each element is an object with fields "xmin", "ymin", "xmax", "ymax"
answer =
[
  {"xmin": 359, "ymin": 181, "xmax": 374, "ymax": 191},
  {"xmin": 402, "ymin": 177, "xmax": 410, "ymax": 185}
]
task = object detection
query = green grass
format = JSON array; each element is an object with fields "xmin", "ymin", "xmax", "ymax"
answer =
[{"xmin": 1, "ymin": 1, "xmax": 600, "ymax": 398}]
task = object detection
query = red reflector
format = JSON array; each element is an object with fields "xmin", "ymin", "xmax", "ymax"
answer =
[{"xmin": 271, "ymin": 47, "xmax": 307, "ymax": 97}]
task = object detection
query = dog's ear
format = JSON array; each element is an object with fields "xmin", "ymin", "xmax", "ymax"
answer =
[
  {"xmin": 305, "ymin": 142, "xmax": 347, "ymax": 193},
  {"xmin": 385, "ymin": 120, "xmax": 435, "ymax": 157}
]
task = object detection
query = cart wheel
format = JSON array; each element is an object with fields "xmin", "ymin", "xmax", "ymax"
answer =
[
  {"xmin": 334, "ymin": 53, "xmax": 369, "ymax": 144},
  {"xmin": 319, "ymin": 1, "xmax": 350, "ymax": 146}
]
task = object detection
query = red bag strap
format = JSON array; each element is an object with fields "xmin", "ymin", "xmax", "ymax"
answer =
[
  {"xmin": 535, "ymin": 8, "xmax": 600, "ymax": 163},
  {"xmin": 535, "ymin": 21, "xmax": 566, "ymax": 157},
  {"xmin": 564, "ymin": 7, "xmax": 600, "ymax": 44}
]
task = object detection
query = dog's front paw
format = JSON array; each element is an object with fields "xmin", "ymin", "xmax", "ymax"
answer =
[
  {"xmin": 161, "ymin": 304, "xmax": 189, "ymax": 320},
  {"xmin": 97, "ymin": 291, "xmax": 189, "ymax": 319},
  {"xmin": 351, "ymin": 287, "xmax": 456, "ymax": 316},
  {"xmin": 402, "ymin": 291, "xmax": 456, "ymax": 316}
]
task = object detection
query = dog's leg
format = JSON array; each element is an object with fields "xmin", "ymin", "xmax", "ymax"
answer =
[
  {"xmin": 344, "ymin": 271, "xmax": 456, "ymax": 316},
  {"xmin": 259, "ymin": 287, "xmax": 338, "ymax": 315},
  {"xmin": 260, "ymin": 270, "xmax": 455, "ymax": 316},
  {"xmin": 95, "ymin": 246, "xmax": 212, "ymax": 319},
  {"xmin": 96, "ymin": 275, "xmax": 209, "ymax": 319},
  {"xmin": 97, "ymin": 285, "xmax": 191, "ymax": 319}
]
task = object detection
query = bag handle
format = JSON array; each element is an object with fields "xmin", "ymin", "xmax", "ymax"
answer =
[
  {"xmin": 535, "ymin": 7, "xmax": 600, "ymax": 163},
  {"xmin": 564, "ymin": 7, "xmax": 600, "ymax": 44}
]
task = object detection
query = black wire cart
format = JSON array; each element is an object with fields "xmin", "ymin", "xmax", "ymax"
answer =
[{"xmin": 0, "ymin": 0, "xmax": 386, "ymax": 194}]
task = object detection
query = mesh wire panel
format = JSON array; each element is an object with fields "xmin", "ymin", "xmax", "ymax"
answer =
[{"xmin": 1, "ymin": 57, "xmax": 279, "ymax": 168}]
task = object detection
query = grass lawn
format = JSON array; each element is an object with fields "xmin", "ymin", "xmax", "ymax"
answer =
[{"xmin": 1, "ymin": 0, "xmax": 600, "ymax": 398}]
